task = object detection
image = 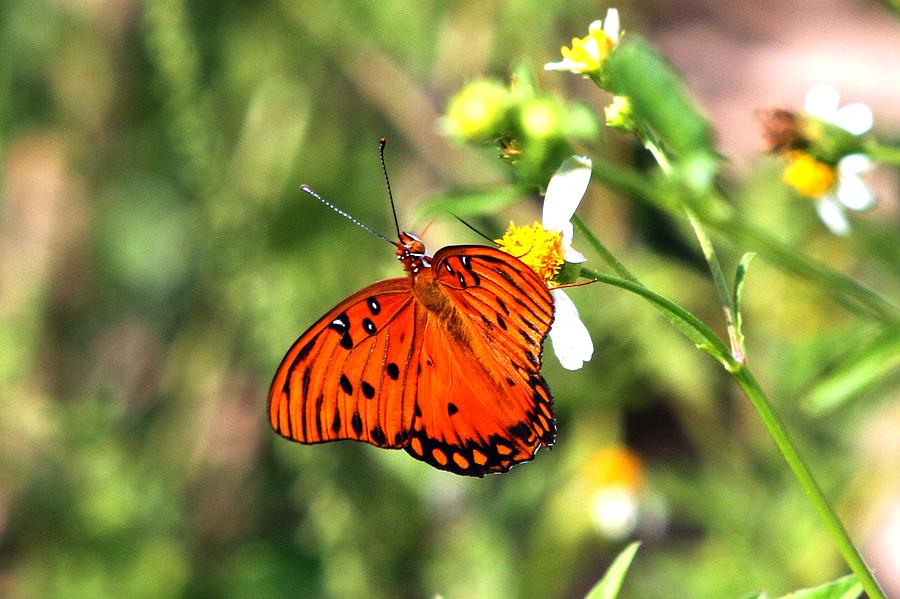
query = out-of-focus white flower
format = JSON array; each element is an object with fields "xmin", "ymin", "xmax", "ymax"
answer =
[
  {"xmin": 591, "ymin": 485, "xmax": 639, "ymax": 539},
  {"xmin": 814, "ymin": 153, "xmax": 876, "ymax": 236},
  {"xmin": 805, "ymin": 84, "xmax": 874, "ymax": 136},
  {"xmin": 495, "ymin": 156, "xmax": 594, "ymax": 370},
  {"xmin": 584, "ymin": 446, "xmax": 644, "ymax": 540}
]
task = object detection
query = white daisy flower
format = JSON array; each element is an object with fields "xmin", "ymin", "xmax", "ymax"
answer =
[
  {"xmin": 804, "ymin": 84, "xmax": 873, "ymax": 136},
  {"xmin": 779, "ymin": 86, "xmax": 877, "ymax": 235},
  {"xmin": 495, "ymin": 156, "xmax": 595, "ymax": 370},
  {"xmin": 544, "ymin": 9, "xmax": 621, "ymax": 76},
  {"xmin": 814, "ymin": 153, "xmax": 876, "ymax": 236},
  {"xmin": 543, "ymin": 156, "xmax": 594, "ymax": 370}
]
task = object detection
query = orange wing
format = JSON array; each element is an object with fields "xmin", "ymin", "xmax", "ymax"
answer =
[
  {"xmin": 403, "ymin": 246, "xmax": 556, "ymax": 476},
  {"xmin": 268, "ymin": 279, "xmax": 419, "ymax": 448}
]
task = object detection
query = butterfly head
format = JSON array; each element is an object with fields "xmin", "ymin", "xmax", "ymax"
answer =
[{"xmin": 396, "ymin": 232, "xmax": 432, "ymax": 273}]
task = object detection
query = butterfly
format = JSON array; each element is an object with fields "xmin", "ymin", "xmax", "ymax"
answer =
[{"xmin": 268, "ymin": 158, "xmax": 556, "ymax": 477}]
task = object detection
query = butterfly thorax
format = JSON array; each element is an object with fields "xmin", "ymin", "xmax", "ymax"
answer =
[
  {"xmin": 396, "ymin": 232, "xmax": 432, "ymax": 274},
  {"xmin": 395, "ymin": 233, "xmax": 471, "ymax": 341},
  {"xmin": 410, "ymin": 266, "xmax": 478, "ymax": 354}
]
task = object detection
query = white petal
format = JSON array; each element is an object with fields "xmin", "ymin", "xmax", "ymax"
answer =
[
  {"xmin": 833, "ymin": 103, "xmax": 873, "ymax": 135},
  {"xmin": 556, "ymin": 221, "xmax": 587, "ymax": 263},
  {"xmin": 805, "ymin": 84, "xmax": 840, "ymax": 121},
  {"xmin": 544, "ymin": 59, "xmax": 581, "ymax": 72},
  {"xmin": 838, "ymin": 153, "xmax": 872, "ymax": 176},
  {"xmin": 603, "ymin": 8, "xmax": 620, "ymax": 40},
  {"xmin": 815, "ymin": 195, "xmax": 850, "ymax": 236},
  {"xmin": 591, "ymin": 486, "xmax": 639, "ymax": 539},
  {"xmin": 549, "ymin": 289, "xmax": 593, "ymax": 370},
  {"xmin": 542, "ymin": 155, "xmax": 592, "ymax": 232},
  {"xmin": 836, "ymin": 174, "xmax": 875, "ymax": 211}
]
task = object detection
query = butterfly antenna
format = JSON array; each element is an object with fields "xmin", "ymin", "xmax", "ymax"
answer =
[
  {"xmin": 299, "ymin": 184, "xmax": 394, "ymax": 246},
  {"xmin": 453, "ymin": 215, "xmax": 496, "ymax": 244},
  {"xmin": 379, "ymin": 137, "xmax": 402, "ymax": 239}
]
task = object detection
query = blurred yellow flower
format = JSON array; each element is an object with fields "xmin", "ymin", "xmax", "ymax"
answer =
[
  {"xmin": 519, "ymin": 99, "xmax": 562, "ymax": 140},
  {"xmin": 544, "ymin": 9, "xmax": 621, "ymax": 76},
  {"xmin": 585, "ymin": 445, "xmax": 644, "ymax": 491},
  {"xmin": 584, "ymin": 446, "xmax": 644, "ymax": 539},
  {"xmin": 443, "ymin": 79, "xmax": 509, "ymax": 141},
  {"xmin": 782, "ymin": 150, "xmax": 836, "ymax": 198},
  {"xmin": 604, "ymin": 95, "xmax": 635, "ymax": 132}
]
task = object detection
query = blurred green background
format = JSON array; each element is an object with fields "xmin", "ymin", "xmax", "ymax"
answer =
[{"xmin": 1, "ymin": 1, "xmax": 898, "ymax": 598}]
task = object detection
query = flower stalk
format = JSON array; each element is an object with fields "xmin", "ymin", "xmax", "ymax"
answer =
[
  {"xmin": 729, "ymin": 366, "xmax": 887, "ymax": 599},
  {"xmin": 627, "ymin": 119, "xmax": 884, "ymax": 596}
]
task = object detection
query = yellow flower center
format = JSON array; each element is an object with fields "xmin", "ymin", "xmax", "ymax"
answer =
[
  {"xmin": 495, "ymin": 221, "xmax": 564, "ymax": 286},
  {"xmin": 560, "ymin": 24, "xmax": 616, "ymax": 74},
  {"xmin": 782, "ymin": 150, "xmax": 837, "ymax": 198}
]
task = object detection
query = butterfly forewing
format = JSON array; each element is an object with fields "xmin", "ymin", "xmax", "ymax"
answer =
[
  {"xmin": 400, "ymin": 246, "xmax": 556, "ymax": 476},
  {"xmin": 268, "ymin": 279, "xmax": 417, "ymax": 447}
]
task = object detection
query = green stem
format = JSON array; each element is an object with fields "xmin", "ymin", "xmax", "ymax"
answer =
[
  {"xmin": 729, "ymin": 366, "xmax": 887, "ymax": 599},
  {"xmin": 637, "ymin": 128, "xmax": 745, "ymax": 361},
  {"xmin": 580, "ymin": 268, "xmax": 729, "ymax": 359},
  {"xmin": 572, "ymin": 215, "xmax": 640, "ymax": 284},
  {"xmin": 575, "ymin": 217, "xmax": 730, "ymax": 361},
  {"xmin": 684, "ymin": 206, "xmax": 744, "ymax": 362},
  {"xmin": 583, "ymin": 127, "xmax": 886, "ymax": 592},
  {"xmin": 863, "ymin": 137, "xmax": 900, "ymax": 166}
]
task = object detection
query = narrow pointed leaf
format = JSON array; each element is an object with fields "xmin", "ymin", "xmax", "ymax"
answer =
[
  {"xmin": 584, "ymin": 542, "xmax": 641, "ymax": 599},
  {"xmin": 774, "ymin": 574, "xmax": 862, "ymax": 599}
]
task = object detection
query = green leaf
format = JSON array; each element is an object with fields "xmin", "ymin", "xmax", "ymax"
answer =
[
  {"xmin": 802, "ymin": 326, "xmax": 900, "ymax": 415},
  {"xmin": 773, "ymin": 574, "xmax": 862, "ymax": 599},
  {"xmin": 418, "ymin": 187, "xmax": 520, "ymax": 219},
  {"xmin": 605, "ymin": 38, "xmax": 714, "ymax": 158},
  {"xmin": 732, "ymin": 252, "xmax": 756, "ymax": 358},
  {"xmin": 583, "ymin": 542, "xmax": 641, "ymax": 599}
]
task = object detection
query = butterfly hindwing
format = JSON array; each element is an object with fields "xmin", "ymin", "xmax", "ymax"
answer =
[
  {"xmin": 401, "ymin": 246, "xmax": 556, "ymax": 476},
  {"xmin": 268, "ymin": 278, "xmax": 418, "ymax": 448}
]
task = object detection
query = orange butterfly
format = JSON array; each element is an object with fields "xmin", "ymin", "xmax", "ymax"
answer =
[{"xmin": 268, "ymin": 154, "xmax": 555, "ymax": 477}]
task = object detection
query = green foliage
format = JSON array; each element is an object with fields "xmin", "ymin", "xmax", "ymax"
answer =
[
  {"xmin": 1, "ymin": 1, "xmax": 897, "ymax": 598},
  {"xmin": 604, "ymin": 38, "xmax": 715, "ymax": 160}
]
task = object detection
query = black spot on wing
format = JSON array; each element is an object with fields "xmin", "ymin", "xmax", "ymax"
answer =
[
  {"xmin": 447, "ymin": 402, "xmax": 459, "ymax": 416},
  {"xmin": 386, "ymin": 362, "xmax": 400, "ymax": 380},
  {"xmin": 509, "ymin": 422, "xmax": 534, "ymax": 444},
  {"xmin": 361, "ymin": 381, "xmax": 375, "ymax": 399},
  {"xmin": 331, "ymin": 408, "xmax": 341, "ymax": 433},
  {"xmin": 351, "ymin": 413, "xmax": 363, "ymax": 435},
  {"xmin": 362, "ymin": 317, "xmax": 377, "ymax": 335},
  {"xmin": 371, "ymin": 426, "xmax": 386, "ymax": 445},
  {"xmin": 339, "ymin": 374, "xmax": 353, "ymax": 395},
  {"xmin": 328, "ymin": 312, "xmax": 350, "ymax": 334},
  {"xmin": 315, "ymin": 394, "xmax": 324, "ymax": 438},
  {"xmin": 339, "ymin": 332, "xmax": 354, "ymax": 349}
]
